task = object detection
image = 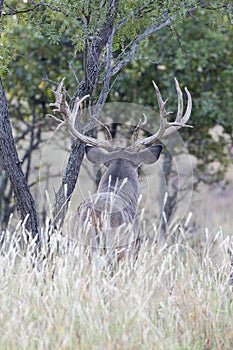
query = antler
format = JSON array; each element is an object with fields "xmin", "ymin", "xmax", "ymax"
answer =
[
  {"xmin": 48, "ymin": 78, "xmax": 192, "ymax": 152},
  {"xmin": 133, "ymin": 78, "xmax": 193, "ymax": 149},
  {"xmin": 47, "ymin": 78, "xmax": 113, "ymax": 151}
]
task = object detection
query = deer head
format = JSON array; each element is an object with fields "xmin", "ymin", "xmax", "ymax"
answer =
[{"xmin": 47, "ymin": 78, "xmax": 192, "ymax": 262}]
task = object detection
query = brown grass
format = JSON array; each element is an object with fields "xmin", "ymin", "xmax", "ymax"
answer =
[{"xmin": 0, "ymin": 217, "xmax": 232, "ymax": 350}]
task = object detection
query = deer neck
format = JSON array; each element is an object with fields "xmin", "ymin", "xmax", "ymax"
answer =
[{"xmin": 98, "ymin": 159, "xmax": 139, "ymax": 208}]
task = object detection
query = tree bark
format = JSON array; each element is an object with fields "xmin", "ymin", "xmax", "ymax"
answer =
[
  {"xmin": 0, "ymin": 0, "xmax": 4, "ymax": 15},
  {"xmin": 160, "ymin": 151, "xmax": 178, "ymax": 236},
  {"xmin": 53, "ymin": 140, "xmax": 85, "ymax": 226},
  {"xmin": 0, "ymin": 78, "xmax": 39, "ymax": 242},
  {"xmin": 52, "ymin": 1, "xmax": 119, "ymax": 226}
]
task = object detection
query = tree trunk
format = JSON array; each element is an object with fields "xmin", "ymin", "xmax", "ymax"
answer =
[
  {"xmin": 52, "ymin": 1, "xmax": 119, "ymax": 226},
  {"xmin": 0, "ymin": 170, "xmax": 15, "ymax": 231},
  {"xmin": 0, "ymin": 0, "xmax": 4, "ymax": 15},
  {"xmin": 53, "ymin": 140, "xmax": 85, "ymax": 226},
  {"xmin": 0, "ymin": 78, "xmax": 39, "ymax": 242},
  {"xmin": 160, "ymin": 151, "xmax": 178, "ymax": 236}
]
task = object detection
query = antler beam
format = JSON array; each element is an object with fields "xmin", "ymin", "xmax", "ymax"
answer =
[{"xmin": 47, "ymin": 78, "xmax": 113, "ymax": 151}]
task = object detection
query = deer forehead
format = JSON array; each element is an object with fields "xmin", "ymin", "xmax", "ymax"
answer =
[
  {"xmin": 86, "ymin": 144, "xmax": 163, "ymax": 166},
  {"xmin": 105, "ymin": 148, "xmax": 140, "ymax": 161},
  {"xmin": 86, "ymin": 146, "xmax": 140, "ymax": 164}
]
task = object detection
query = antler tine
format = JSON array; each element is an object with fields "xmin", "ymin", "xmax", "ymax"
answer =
[
  {"xmin": 47, "ymin": 78, "xmax": 113, "ymax": 151},
  {"xmin": 71, "ymin": 94, "xmax": 90, "ymax": 128},
  {"xmin": 133, "ymin": 78, "xmax": 193, "ymax": 149},
  {"xmin": 104, "ymin": 125, "xmax": 113, "ymax": 143},
  {"xmin": 92, "ymin": 116, "xmax": 113, "ymax": 145},
  {"xmin": 183, "ymin": 87, "xmax": 192, "ymax": 124},
  {"xmin": 141, "ymin": 113, "xmax": 147, "ymax": 126},
  {"xmin": 174, "ymin": 77, "xmax": 183, "ymax": 123},
  {"xmin": 132, "ymin": 113, "xmax": 147, "ymax": 142},
  {"xmin": 133, "ymin": 118, "xmax": 142, "ymax": 143},
  {"xmin": 152, "ymin": 81, "xmax": 173, "ymax": 118},
  {"xmin": 131, "ymin": 82, "xmax": 173, "ymax": 149},
  {"xmin": 163, "ymin": 83, "xmax": 193, "ymax": 138}
]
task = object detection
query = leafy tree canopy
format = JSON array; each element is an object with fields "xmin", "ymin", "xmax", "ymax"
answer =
[{"xmin": 1, "ymin": 1, "xmax": 232, "ymax": 74}]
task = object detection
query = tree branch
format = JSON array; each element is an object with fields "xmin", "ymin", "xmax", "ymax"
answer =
[
  {"xmin": 97, "ymin": 30, "xmax": 114, "ymax": 107},
  {"xmin": 112, "ymin": 15, "xmax": 175, "ymax": 76},
  {"xmin": 112, "ymin": 4, "xmax": 201, "ymax": 77},
  {"xmin": 0, "ymin": 0, "xmax": 4, "ymax": 16},
  {"xmin": 3, "ymin": 3, "xmax": 41, "ymax": 16}
]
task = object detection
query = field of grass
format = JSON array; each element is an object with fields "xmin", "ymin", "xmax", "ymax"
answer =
[{"xmin": 0, "ymin": 219, "xmax": 232, "ymax": 350}]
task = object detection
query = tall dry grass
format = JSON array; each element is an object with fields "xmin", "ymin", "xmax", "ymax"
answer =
[{"xmin": 0, "ymin": 217, "xmax": 232, "ymax": 350}]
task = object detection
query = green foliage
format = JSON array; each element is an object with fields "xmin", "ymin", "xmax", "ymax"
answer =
[
  {"xmin": 0, "ymin": 35, "xmax": 15, "ymax": 75},
  {"xmin": 2, "ymin": 23, "xmax": 83, "ymax": 122},
  {"xmin": 109, "ymin": 12, "xmax": 233, "ymax": 183}
]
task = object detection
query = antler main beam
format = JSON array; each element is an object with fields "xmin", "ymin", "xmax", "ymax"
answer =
[
  {"xmin": 133, "ymin": 78, "xmax": 193, "ymax": 149},
  {"xmin": 47, "ymin": 78, "xmax": 113, "ymax": 151}
]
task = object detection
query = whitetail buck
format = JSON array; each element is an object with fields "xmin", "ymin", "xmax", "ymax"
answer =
[{"xmin": 48, "ymin": 78, "xmax": 192, "ymax": 262}]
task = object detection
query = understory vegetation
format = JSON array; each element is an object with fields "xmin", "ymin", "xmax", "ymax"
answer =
[{"xmin": 0, "ymin": 217, "xmax": 232, "ymax": 350}]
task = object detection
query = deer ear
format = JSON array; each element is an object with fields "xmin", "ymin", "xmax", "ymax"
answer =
[
  {"xmin": 136, "ymin": 145, "xmax": 163, "ymax": 165},
  {"xmin": 85, "ymin": 146, "xmax": 106, "ymax": 164}
]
